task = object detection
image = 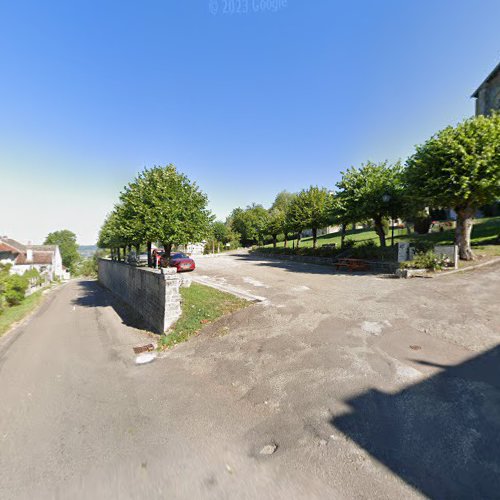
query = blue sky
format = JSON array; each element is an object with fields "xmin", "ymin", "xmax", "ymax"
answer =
[{"xmin": 0, "ymin": 0, "xmax": 498, "ymax": 244}]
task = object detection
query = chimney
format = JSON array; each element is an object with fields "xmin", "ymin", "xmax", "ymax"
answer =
[{"xmin": 27, "ymin": 249, "xmax": 33, "ymax": 262}]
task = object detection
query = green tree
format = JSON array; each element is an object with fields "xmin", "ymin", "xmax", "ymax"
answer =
[
  {"xmin": 270, "ymin": 191, "xmax": 296, "ymax": 247},
  {"xmin": 120, "ymin": 165, "xmax": 213, "ymax": 261},
  {"xmin": 44, "ymin": 229, "xmax": 80, "ymax": 271},
  {"xmin": 286, "ymin": 186, "xmax": 332, "ymax": 249},
  {"xmin": 406, "ymin": 113, "xmax": 500, "ymax": 260},
  {"xmin": 336, "ymin": 161, "xmax": 404, "ymax": 247},
  {"xmin": 229, "ymin": 204, "xmax": 269, "ymax": 246},
  {"xmin": 266, "ymin": 208, "xmax": 285, "ymax": 248}
]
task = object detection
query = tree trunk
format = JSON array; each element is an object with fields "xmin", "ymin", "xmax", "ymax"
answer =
[
  {"xmin": 312, "ymin": 228, "xmax": 318, "ymax": 249},
  {"xmin": 163, "ymin": 242, "xmax": 172, "ymax": 266},
  {"xmin": 455, "ymin": 206, "xmax": 475, "ymax": 260},
  {"xmin": 296, "ymin": 233, "xmax": 301, "ymax": 249},
  {"xmin": 340, "ymin": 223, "xmax": 346, "ymax": 249},
  {"xmin": 147, "ymin": 242, "xmax": 152, "ymax": 267},
  {"xmin": 284, "ymin": 234, "xmax": 288, "ymax": 248},
  {"xmin": 374, "ymin": 217, "xmax": 386, "ymax": 247},
  {"xmin": 272, "ymin": 235, "xmax": 277, "ymax": 248}
]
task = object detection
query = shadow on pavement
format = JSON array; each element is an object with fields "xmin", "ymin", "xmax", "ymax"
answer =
[
  {"xmin": 232, "ymin": 253, "xmax": 393, "ymax": 277},
  {"xmin": 331, "ymin": 345, "xmax": 500, "ymax": 499},
  {"xmin": 73, "ymin": 280, "xmax": 151, "ymax": 332}
]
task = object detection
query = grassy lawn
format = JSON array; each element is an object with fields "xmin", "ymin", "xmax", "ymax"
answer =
[
  {"xmin": 160, "ymin": 283, "xmax": 249, "ymax": 349},
  {"xmin": 267, "ymin": 226, "xmax": 407, "ymax": 249},
  {"xmin": 266, "ymin": 216, "xmax": 500, "ymax": 252},
  {"xmin": 0, "ymin": 289, "xmax": 46, "ymax": 337}
]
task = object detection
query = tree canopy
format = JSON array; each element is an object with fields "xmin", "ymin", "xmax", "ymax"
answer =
[
  {"xmin": 286, "ymin": 186, "xmax": 332, "ymax": 248},
  {"xmin": 406, "ymin": 113, "xmax": 500, "ymax": 259},
  {"xmin": 229, "ymin": 204, "xmax": 269, "ymax": 246},
  {"xmin": 335, "ymin": 161, "xmax": 404, "ymax": 247},
  {"xmin": 98, "ymin": 165, "xmax": 213, "ymax": 261},
  {"xmin": 44, "ymin": 229, "xmax": 80, "ymax": 271}
]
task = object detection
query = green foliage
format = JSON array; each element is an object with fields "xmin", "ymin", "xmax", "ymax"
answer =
[
  {"xmin": 229, "ymin": 204, "xmax": 269, "ymax": 245},
  {"xmin": 405, "ymin": 113, "xmax": 500, "ymax": 210},
  {"xmin": 0, "ymin": 288, "xmax": 45, "ymax": 337},
  {"xmin": 44, "ymin": 229, "xmax": 80, "ymax": 271},
  {"xmin": 99, "ymin": 165, "xmax": 213, "ymax": 257},
  {"xmin": 76, "ymin": 257, "xmax": 98, "ymax": 277},
  {"xmin": 4, "ymin": 274, "xmax": 29, "ymax": 306},
  {"xmin": 406, "ymin": 113, "xmax": 500, "ymax": 259},
  {"xmin": 122, "ymin": 165, "xmax": 213, "ymax": 250},
  {"xmin": 400, "ymin": 251, "xmax": 450, "ymax": 271},
  {"xmin": 336, "ymin": 161, "xmax": 405, "ymax": 246},
  {"xmin": 411, "ymin": 240, "xmax": 435, "ymax": 254},
  {"xmin": 286, "ymin": 186, "xmax": 332, "ymax": 247}
]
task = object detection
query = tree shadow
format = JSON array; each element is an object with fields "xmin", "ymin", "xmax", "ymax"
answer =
[
  {"xmin": 72, "ymin": 280, "xmax": 152, "ymax": 332},
  {"xmin": 331, "ymin": 345, "xmax": 500, "ymax": 499},
  {"xmin": 232, "ymin": 253, "xmax": 395, "ymax": 277}
]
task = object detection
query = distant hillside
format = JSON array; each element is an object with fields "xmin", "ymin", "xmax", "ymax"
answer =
[{"xmin": 78, "ymin": 245, "xmax": 98, "ymax": 258}]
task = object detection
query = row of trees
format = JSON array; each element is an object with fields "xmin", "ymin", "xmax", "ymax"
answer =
[
  {"xmin": 98, "ymin": 165, "xmax": 213, "ymax": 264},
  {"xmin": 225, "ymin": 113, "xmax": 500, "ymax": 260},
  {"xmin": 98, "ymin": 113, "xmax": 499, "ymax": 262}
]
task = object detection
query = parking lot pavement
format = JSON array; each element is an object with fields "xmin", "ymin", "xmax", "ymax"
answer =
[{"xmin": 2, "ymin": 253, "xmax": 499, "ymax": 499}]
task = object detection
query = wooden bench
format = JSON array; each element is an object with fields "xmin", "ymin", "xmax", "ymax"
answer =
[{"xmin": 335, "ymin": 258, "xmax": 370, "ymax": 272}]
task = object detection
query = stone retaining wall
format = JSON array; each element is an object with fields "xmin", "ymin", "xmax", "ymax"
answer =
[{"xmin": 98, "ymin": 259, "xmax": 181, "ymax": 334}]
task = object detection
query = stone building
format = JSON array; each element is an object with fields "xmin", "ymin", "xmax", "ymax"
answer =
[{"xmin": 472, "ymin": 62, "xmax": 500, "ymax": 116}]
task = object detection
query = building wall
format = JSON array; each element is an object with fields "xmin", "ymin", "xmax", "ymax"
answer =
[
  {"xmin": 98, "ymin": 259, "xmax": 181, "ymax": 334},
  {"xmin": 53, "ymin": 247, "xmax": 64, "ymax": 279},
  {"xmin": 476, "ymin": 72, "xmax": 500, "ymax": 116}
]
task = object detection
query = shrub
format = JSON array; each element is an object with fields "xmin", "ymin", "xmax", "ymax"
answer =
[
  {"xmin": 400, "ymin": 251, "xmax": 450, "ymax": 271},
  {"xmin": 411, "ymin": 240, "xmax": 435, "ymax": 254},
  {"xmin": 342, "ymin": 239, "xmax": 356, "ymax": 249},
  {"xmin": 349, "ymin": 241, "xmax": 396, "ymax": 261},
  {"xmin": 5, "ymin": 274, "xmax": 29, "ymax": 306}
]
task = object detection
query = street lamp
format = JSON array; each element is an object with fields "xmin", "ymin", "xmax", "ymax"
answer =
[{"xmin": 382, "ymin": 194, "xmax": 395, "ymax": 247}]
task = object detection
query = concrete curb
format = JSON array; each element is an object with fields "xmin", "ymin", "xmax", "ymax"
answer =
[
  {"xmin": 192, "ymin": 276, "xmax": 267, "ymax": 303},
  {"xmin": 432, "ymin": 256, "xmax": 500, "ymax": 278}
]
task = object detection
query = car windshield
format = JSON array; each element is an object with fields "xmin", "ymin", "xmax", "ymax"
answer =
[{"xmin": 171, "ymin": 253, "xmax": 188, "ymax": 259}]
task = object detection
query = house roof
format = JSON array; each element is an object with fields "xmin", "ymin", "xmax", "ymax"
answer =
[
  {"xmin": 0, "ymin": 238, "xmax": 26, "ymax": 252},
  {"xmin": 0, "ymin": 238, "xmax": 57, "ymax": 266},
  {"xmin": 27, "ymin": 244, "xmax": 58, "ymax": 251},
  {"xmin": 0, "ymin": 242, "xmax": 20, "ymax": 254},
  {"xmin": 472, "ymin": 62, "xmax": 500, "ymax": 98},
  {"xmin": 15, "ymin": 251, "xmax": 54, "ymax": 265}
]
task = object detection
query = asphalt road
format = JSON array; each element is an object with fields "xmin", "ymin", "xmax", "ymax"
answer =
[{"xmin": 1, "ymin": 253, "xmax": 499, "ymax": 499}]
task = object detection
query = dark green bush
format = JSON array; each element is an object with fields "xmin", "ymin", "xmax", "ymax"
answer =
[{"xmin": 411, "ymin": 240, "xmax": 435, "ymax": 254}]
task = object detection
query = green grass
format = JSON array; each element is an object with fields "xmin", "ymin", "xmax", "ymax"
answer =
[
  {"xmin": 0, "ymin": 289, "xmax": 46, "ymax": 337},
  {"xmin": 267, "ymin": 226, "xmax": 408, "ymax": 249},
  {"xmin": 266, "ymin": 216, "xmax": 500, "ymax": 251},
  {"xmin": 160, "ymin": 283, "xmax": 249, "ymax": 349}
]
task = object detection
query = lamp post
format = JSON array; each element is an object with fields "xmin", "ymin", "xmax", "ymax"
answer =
[{"xmin": 382, "ymin": 194, "xmax": 395, "ymax": 247}]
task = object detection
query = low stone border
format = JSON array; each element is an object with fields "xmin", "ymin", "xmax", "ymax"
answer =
[
  {"xmin": 395, "ymin": 256, "xmax": 500, "ymax": 279},
  {"xmin": 432, "ymin": 256, "xmax": 500, "ymax": 278}
]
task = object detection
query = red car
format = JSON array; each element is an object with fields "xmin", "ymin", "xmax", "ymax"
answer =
[{"xmin": 165, "ymin": 252, "xmax": 196, "ymax": 272}]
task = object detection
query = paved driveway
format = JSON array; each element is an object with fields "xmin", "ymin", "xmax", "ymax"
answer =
[{"xmin": 1, "ymin": 253, "xmax": 499, "ymax": 499}]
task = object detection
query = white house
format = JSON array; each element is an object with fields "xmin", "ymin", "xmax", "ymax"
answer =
[{"xmin": 0, "ymin": 237, "xmax": 65, "ymax": 281}]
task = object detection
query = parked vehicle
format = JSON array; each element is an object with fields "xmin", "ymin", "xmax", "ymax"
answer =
[{"xmin": 161, "ymin": 252, "xmax": 196, "ymax": 272}]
